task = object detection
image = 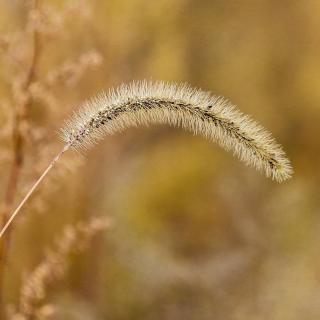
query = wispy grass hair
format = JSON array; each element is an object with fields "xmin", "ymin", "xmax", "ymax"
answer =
[
  {"xmin": 0, "ymin": 80, "xmax": 293, "ymax": 238},
  {"xmin": 62, "ymin": 80, "xmax": 292, "ymax": 181}
]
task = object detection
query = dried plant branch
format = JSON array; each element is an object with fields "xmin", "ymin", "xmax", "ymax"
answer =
[
  {"xmin": 0, "ymin": 0, "xmax": 41, "ymax": 310},
  {"xmin": 44, "ymin": 50, "xmax": 102, "ymax": 87},
  {"xmin": 0, "ymin": 81, "xmax": 293, "ymax": 240},
  {"xmin": 12, "ymin": 216, "xmax": 110, "ymax": 319},
  {"xmin": 0, "ymin": 1, "xmax": 104, "ymax": 318}
]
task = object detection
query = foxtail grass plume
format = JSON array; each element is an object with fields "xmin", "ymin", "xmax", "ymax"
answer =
[
  {"xmin": 62, "ymin": 81, "xmax": 292, "ymax": 180},
  {"xmin": 0, "ymin": 80, "xmax": 292, "ymax": 238}
]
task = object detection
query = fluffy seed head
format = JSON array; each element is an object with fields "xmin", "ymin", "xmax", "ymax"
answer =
[{"xmin": 61, "ymin": 80, "xmax": 293, "ymax": 182}]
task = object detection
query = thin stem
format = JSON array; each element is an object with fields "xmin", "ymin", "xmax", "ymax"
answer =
[{"xmin": 0, "ymin": 145, "xmax": 70, "ymax": 239}]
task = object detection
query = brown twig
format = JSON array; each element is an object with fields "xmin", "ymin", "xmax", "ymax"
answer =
[{"xmin": 0, "ymin": 0, "xmax": 40, "ymax": 315}]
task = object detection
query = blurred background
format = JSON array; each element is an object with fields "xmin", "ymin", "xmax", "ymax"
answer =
[{"xmin": 0, "ymin": 0, "xmax": 319, "ymax": 319}]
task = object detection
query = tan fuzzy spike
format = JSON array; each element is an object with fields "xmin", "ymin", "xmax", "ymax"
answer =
[
  {"xmin": 62, "ymin": 80, "xmax": 292, "ymax": 182},
  {"xmin": 0, "ymin": 80, "xmax": 293, "ymax": 239}
]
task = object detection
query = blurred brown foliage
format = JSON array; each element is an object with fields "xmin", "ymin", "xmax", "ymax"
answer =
[{"xmin": 0, "ymin": 0, "xmax": 319, "ymax": 319}]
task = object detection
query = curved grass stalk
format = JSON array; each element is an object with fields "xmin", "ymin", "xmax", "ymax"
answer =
[{"xmin": 0, "ymin": 80, "xmax": 293, "ymax": 238}]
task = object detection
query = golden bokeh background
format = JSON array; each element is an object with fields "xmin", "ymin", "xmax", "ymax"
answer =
[{"xmin": 0, "ymin": 0, "xmax": 319, "ymax": 319}]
